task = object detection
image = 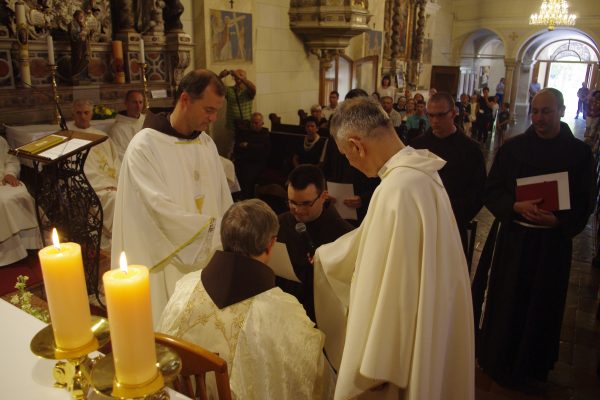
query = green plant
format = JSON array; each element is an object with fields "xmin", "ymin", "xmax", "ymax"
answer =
[{"xmin": 10, "ymin": 275, "xmax": 50, "ymax": 323}]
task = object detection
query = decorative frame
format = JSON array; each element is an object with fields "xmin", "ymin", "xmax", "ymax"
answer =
[{"xmin": 209, "ymin": 9, "xmax": 253, "ymax": 63}]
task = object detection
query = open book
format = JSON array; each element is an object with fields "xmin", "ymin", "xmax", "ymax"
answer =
[{"xmin": 10, "ymin": 131, "xmax": 105, "ymax": 163}]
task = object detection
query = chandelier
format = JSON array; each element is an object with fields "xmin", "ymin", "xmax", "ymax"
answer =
[{"xmin": 529, "ymin": 0, "xmax": 576, "ymax": 31}]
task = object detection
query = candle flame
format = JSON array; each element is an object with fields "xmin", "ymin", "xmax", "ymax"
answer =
[
  {"xmin": 119, "ymin": 251, "xmax": 128, "ymax": 273},
  {"xmin": 51, "ymin": 228, "xmax": 61, "ymax": 250}
]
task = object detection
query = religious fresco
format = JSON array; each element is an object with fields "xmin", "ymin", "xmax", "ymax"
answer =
[
  {"xmin": 210, "ymin": 9, "xmax": 252, "ymax": 64},
  {"xmin": 365, "ymin": 30, "xmax": 382, "ymax": 57}
]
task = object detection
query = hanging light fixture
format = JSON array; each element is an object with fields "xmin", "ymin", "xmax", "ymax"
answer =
[{"xmin": 529, "ymin": 0, "xmax": 576, "ymax": 31}]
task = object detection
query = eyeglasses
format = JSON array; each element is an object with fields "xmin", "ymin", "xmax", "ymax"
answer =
[
  {"xmin": 427, "ymin": 109, "xmax": 453, "ymax": 118},
  {"xmin": 288, "ymin": 193, "xmax": 321, "ymax": 208}
]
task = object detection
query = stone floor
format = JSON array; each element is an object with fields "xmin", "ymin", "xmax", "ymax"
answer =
[{"xmin": 473, "ymin": 113, "xmax": 600, "ymax": 400}]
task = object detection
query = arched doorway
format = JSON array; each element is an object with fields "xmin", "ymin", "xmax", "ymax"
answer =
[
  {"xmin": 513, "ymin": 28, "xmax": 599, "ymax": 118},
  {"xmin": 456, "ymin": 29, "xmax": 506, "ymax": 99},
  {"xmin": 536, "ymin": 40, "xmax": 598, "ymax": 117}
]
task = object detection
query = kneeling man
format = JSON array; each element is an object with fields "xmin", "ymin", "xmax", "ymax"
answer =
[{"xmin": 158, "ymin": 199, "xmax": 334, "ymax": 400}]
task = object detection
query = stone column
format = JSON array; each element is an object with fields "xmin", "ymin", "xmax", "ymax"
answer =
[
  {"xmin": 509, "ymin": 61, "xmax": 521, "ymax": 120},
  {"xmin": 467, "ymin": 73, "xmax": 476, "ymax": 96},
  {"xmin": 503, "ymin": 57, "xmax": 516, "ymax": 104}
]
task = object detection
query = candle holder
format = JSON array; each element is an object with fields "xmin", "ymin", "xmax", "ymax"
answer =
[
  {"xmin": 49, "ymin": 64, "xmax": 61, "ymax": 125},
  {"xmin": 90, "ymin": 343, "xmax": 181, "ymax": 399},
  {"xmin": 140, "ymin": 62, "xmax": 150, "ymax": 112},
  {"xmin": 30, "ymin": 316, "xmax": 110, "ymax": 400}
]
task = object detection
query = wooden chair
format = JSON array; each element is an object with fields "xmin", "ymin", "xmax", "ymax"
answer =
[{"xmin": 155, "ymin": 332, "xmax": 232, "ymax": 400}]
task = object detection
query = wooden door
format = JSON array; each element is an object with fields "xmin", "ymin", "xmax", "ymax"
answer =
[{"xmin": 430, "ymin": 66, "xmax": 460, "ymax": 98}]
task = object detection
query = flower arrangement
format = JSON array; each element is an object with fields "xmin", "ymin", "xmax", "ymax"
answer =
[
  {"xmin": 93, "ymin": 104, "xmax": 117, "ymax": 120},
  {"xmin": 10, "ymin": 275, "xmax": 50, "ymax": 323}
]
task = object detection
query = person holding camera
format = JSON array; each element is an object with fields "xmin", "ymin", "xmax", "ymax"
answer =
[{"xmin": 218, "ymin": 68, "xmax": 256, "ymax": 130}]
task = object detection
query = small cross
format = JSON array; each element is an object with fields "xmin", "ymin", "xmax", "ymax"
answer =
[
  {"xmin": 229, "ymin": 0, "xmax": 234, "ymax": 8},
  {"xmin": 508, "ymin": 32, "xmax": 519, "ymax": 41}
]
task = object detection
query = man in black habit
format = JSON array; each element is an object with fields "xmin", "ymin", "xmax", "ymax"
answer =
[
  {"xmin": 472, "ymin": 88, "xmax": 594, "ymax": 390},
  {"xmin": 277, "ymin": 165, "xmax": 354, "ymax": 321},
  {"xmin": 412, "ymin": 92, "xmax": 486, "ymax": 256}
]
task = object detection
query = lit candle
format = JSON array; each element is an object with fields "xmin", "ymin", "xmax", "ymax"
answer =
[
  {"xmin": 38, "ymin": 229, "xmax": 93, "ymax": 350},
  {"xmin": 103, "ymin": 252, "xmax": 158, "ymax": 386},
  {"xmin": 15, "ymin": 1, "xmax": 25, "ymax": 26},
  {"xmin": 139, "ymin": 38, "xmax": 145, "ymax": 63},
  {"xmin": 47, "ymin": 35, "xmax": 55, "ymax": 65}
]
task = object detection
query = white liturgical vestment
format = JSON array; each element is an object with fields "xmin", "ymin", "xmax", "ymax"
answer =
[
  {"xmin": 69, "ymin": 123, "xmax": 121, "ymax": 251},
  {"xmin": 158, "ymin": 270, "xmax": 334, "ymax": 400},
  {"xmin": 0, "ymin": 137, "xmax": 42, "ymax": 266},
  {"xmin": 112, "ymin": 126, "xmax": 233, "ymax": 323},
  {"xmin": 107, "ymin": 113, "xmax": 145, "ymax": 160},
  {"xmin": 314, "ymin": 147, "xmax": 475, "ymax": 400}
]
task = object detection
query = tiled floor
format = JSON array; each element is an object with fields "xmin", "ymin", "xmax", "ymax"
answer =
[{"xmin": 473, "ymin": 111, "xmax": 600, "ymax": 399}]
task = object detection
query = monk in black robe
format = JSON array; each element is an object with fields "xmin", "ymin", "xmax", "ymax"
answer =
[
  {"xmin": 412, "ymin": 92, "xmax": 486, "ymax": 258},
  {"xmin": 277, "ymin": 165, "xmax": 354, "ymax": 321},
  {"xmin": 472, "ymin": 88, "xmax": 594, "ymax": 388}
]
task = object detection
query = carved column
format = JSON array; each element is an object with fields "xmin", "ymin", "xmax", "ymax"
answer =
[
  {"xmin": 406, "ymin": 0, "xmax": 427, "ymax": 89},
  {"xmin": 138, "ymin": 0, "xmax": 166, "ymax": 44},
  {"xmin": 164, "ymin": 0, "xmax": 185, "ymax": 33},
  {"xmin": 383, "ymin": 0, "xmax": 393, "ymax": 63},
  {"xmin": 116, "ymin": 0, "xmax": 135, "ymax": 33}
]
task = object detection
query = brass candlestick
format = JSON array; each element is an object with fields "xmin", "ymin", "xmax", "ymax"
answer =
[
  {"xmin": 30, "ymin": 316, "xmax": 110, "ymax": 400},
  {"xmin": 49, "ymin": 64, "xmax": 61, "ymax": 125},
  {"xmin": 90, "ymin": 343, "xmax": 181, "ymax": 399},
  {"xmin": 140, "ymin": 62, "xmax": 150, "ymax": 112}
]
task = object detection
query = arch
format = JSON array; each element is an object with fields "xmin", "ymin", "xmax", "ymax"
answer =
[
  {"xmin": 453, "ymin": 28, "xmax": 506, "ymax": 98},
  {"xmin": 507, "ymin": 28, "xmax": 599, "ymax": 118}
]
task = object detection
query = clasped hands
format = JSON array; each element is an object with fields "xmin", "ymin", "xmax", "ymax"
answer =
[
  {"xmin": 2, "ymin": 174, "xmax": 20, "ymax": 187},
  {"xmin": 513, "ymin": 198, "xmax": 558, "ymax": 227}
]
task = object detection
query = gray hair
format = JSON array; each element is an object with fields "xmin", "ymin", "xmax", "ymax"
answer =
[
  {"xmin": 329, "ymin": 96, "xmax": 393, "ymax": 143},
  {"xmin": 72, "ymin": 99, "xmax": 93, "ymax": 109},
  {"xmin": 221, "ymin": 199, "xmax": 279, "ymax": 257}
]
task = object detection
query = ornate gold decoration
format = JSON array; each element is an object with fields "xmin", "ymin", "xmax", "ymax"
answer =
[
  {"xmin": 529, "ymin": 0, "xmax": 576, "ymax": 31},
  {"xmin": 30, "ymin": 316, "xmax": 110, "ymax": 400},
  {"xmin": 289, "ymin": 1, "xmax": 371, "ymax": 62},
  {"xmin": 90, "ymin": 343, "xmax": 181, "ymax": 399}
]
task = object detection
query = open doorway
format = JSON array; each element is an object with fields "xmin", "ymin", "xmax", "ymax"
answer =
[{"xmin": 547, "ymin": 62, "xmax": 588, "ymax": 118}]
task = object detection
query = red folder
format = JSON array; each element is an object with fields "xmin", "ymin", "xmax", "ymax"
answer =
[{"xmin": 515, "ymin": 181, "xmax": 559, "ymax": 211}]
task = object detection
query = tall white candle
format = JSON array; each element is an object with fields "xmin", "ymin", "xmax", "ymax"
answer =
[
  {"xmin": 15, "ymin": 2, "xmax": 25, "ymax": 26},
  {"xmin": 139, "ymin": 39, "xmax": 145, "ymax": 63},
  {"xmin": 47, "ymin": 35, "xmax": 55, "ymax": 65},
  {"xmin": 38, "ymin": 229, "xmax": 93, "ymax": 350},
  {"xmin": 103, "ymin": 252, "xmax": 158, "ymax": 385}
]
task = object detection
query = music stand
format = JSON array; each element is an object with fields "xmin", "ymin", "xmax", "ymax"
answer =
[{"xmin": 10, "ymin": 130, "xmax": 108, "ymax": 308}]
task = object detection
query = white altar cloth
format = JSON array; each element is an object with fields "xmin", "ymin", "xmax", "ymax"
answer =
[{"xmin": 0, "ymin": 299, "xmax": 190, "ymax": 399}]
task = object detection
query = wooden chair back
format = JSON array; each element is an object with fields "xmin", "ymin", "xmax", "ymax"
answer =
[{"xmin": 155, "ymin": 332, "xmax": 232, "ymax": 400}]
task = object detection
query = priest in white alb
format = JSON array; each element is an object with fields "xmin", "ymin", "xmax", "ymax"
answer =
[
  {"xmin": 314, "ymin": 97, "xmax": 475, "ymax": 400},
  {"xmin": 112, "ymin": 69, "xmax": 233, "ymax": 322},
  {"xmin": 107, "ymin": 90, "xmax": 145, "ymax": 159},
  {"xmin": 68, "ymin": 99, "xmax": 120, "ymax": 252},
  {"xmin": 158, "ymin": 199, "xmax": 334, "ymax": 399},
  {"xmin": 0, "ymin": 136, "xmax": 42, "ymax": 266}
]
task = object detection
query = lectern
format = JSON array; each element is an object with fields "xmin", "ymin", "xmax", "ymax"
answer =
[{"xmin": 10, "ymin": 130, "xmax": 108, "ymax": 307}]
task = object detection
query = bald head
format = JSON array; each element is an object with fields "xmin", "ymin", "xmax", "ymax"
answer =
[{"xmin": 531, "ymin": 88, "xmax": 565, "ymax": 139}]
